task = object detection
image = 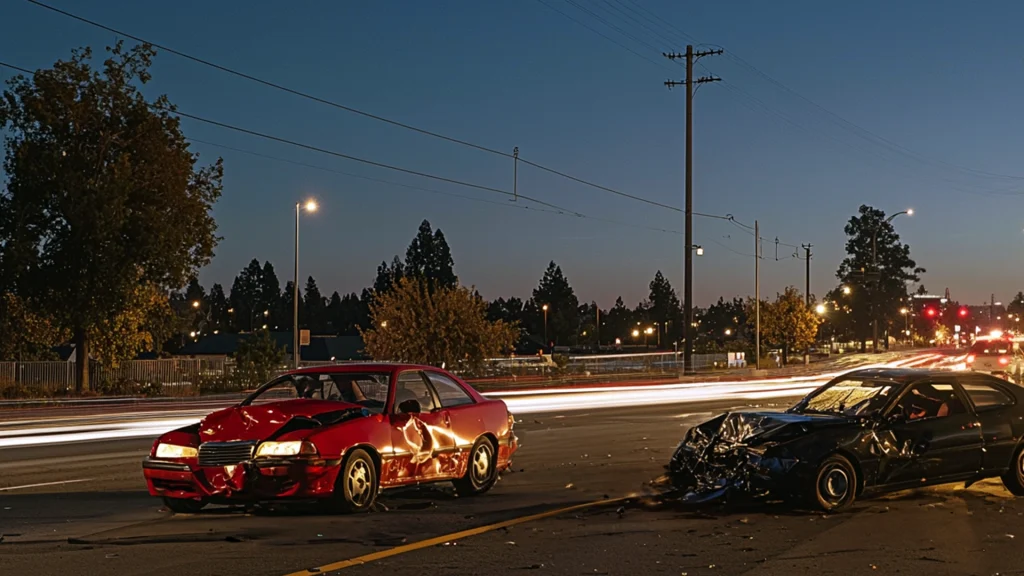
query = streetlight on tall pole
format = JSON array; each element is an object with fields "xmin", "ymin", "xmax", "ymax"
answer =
[
  {"xmin": 870, "ymin": 208, "xmax": 913, "ymax": 353},
  {"xmin": 542, "ymin": 304, "xmax": 549, "ymax": 347},
  {"xmin": 294, "ymin": 200, "xmax": 318, "ymax": 368}
]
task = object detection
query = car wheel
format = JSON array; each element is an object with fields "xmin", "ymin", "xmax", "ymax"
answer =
[
  {"xmin": 1001, "ymin": 445, "xmax": 1024, "ymax": 496},
  {"xmin": 330, "ymin": 448, "xmax": 379, "ymax": 513},
  {"xmin": 453, "ymin": 437, "xmax": 498, "ymax": 496},
  {"xmin": 812, "ymin": 454, "xmax": 857, "ymax": 512},
  {"xmin": 162, "ymin": 497, "xmax": 206, "ymax": 514}
]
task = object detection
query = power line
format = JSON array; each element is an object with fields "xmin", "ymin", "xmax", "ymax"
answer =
[
  {"xmin": 2, "ymin": 59, "xmax": 712, "ymax": 238},
  {"xmin": 188, "ymin": 138, "xmax": 689, "ymax": 237},
  {"xmin": 23, "ymin": 0, "xmax": 686, "ymax": 213}
]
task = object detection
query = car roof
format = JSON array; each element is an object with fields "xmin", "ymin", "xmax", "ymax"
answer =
[
  {"xmin": 285, "ymin": 363, "xmax": 442, "ymax": 376},
  {"xmin": 841, "ymin": 367, "xmax": 960, "ymax": 384}
]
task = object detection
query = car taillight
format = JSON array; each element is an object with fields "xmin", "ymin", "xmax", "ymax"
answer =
[
  {"xmin": 999, "ymin": 356, "xmax": 1010, "ymax": 365},
  {"xmin": 966, "ymin": 354, "xmax": 975, "ymax": 363}
]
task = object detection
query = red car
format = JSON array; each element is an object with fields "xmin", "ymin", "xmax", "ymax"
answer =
[{"xmin": 142, "ymin": 364, "xmax": 518, "ymax": 513}]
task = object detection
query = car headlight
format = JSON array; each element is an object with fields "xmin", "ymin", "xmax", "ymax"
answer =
[
  {"xmin": 255, "ymin": 441, "xmax": 318, "ymax": 458},
  {"xmin": 155, "ymin": 443, "xmax": 198, "ymax": 459}
]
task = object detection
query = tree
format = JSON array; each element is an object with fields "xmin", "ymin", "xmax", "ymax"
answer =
[
  {"xmin": 233, "ymin": 329, "xmax": 285, "ymax": 387},
  {"xmin": 260, "ymin": 261, "xmax": 283, "ymax": 329},
  {"xmin": 361, "ymin": 277, "xmax": 516, "ymax": 372},
  {"xmin": 0, "ymin": 43, "xmax": 222, "ymax": 391},
  {"xmin": 0, "ymin": 292, "xmax": 66, "ymax": 360},
  {"xmin": 372, "ymin": 256, "xmax": 405, "ymax": 297},
  {"xmin": 87, "ymin": 279, "xmax": 175, "ymax": 366},
  {"xmin": 531, "ymin": 262, "xmax": 580, "ymax": 346},
  {"xmin": 404, "ymin": 220, "xmax": 457, "ymax": 289},
  {"xmin": 648, "ymin": 271, "xmax": 683, "ymax": 345},
  {"xmin": 836, "ymin": 205, "xmax": 923, "ymax": 352},
  {"xmin": 229, "ymin": 259, "xmax": 263, "ymax": 331},
  {"xmin": 1008, "ymin": 292, "xmax": 1024, "ymax": 320},
  {"xmin": 208, "ymin": 283, "xmax": 230, "ymax": 333},
  {"xmin": 697, "ymin": 297, "xmax": 748, "ymax": 350},
  {"xmin": 750, "ymin": 287, "xmax": 821, "ymax": 365},
  {"xmin": 605, "ymin": 297, "xmax": 632, "ymax": 345},
  {"xmin": 487, "ymin": 297, "xmax": 525, "ymax": 326},
  {"xmin": 303, "ymin": 276, "xmax": 328, "ymax": 332}
]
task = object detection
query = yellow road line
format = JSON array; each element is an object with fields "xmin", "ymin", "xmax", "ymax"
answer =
[{"xmin": 283, "ymin": 496, "xmax": 630, "ymax": 575}]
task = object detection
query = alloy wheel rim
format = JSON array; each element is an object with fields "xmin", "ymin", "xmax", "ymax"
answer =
[
  {"xmin": 472, "ymin": 444, "xmax": 492, "ymax": 485},
  {"xmin": 348, "ymin": 460, "xmax": 371, "ymax": 506},
  {"xmin": 821, "ymin": 467, "xmax": 849, "ymax": 502}
]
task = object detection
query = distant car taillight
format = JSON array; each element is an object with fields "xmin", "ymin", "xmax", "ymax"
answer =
[
  {"xmin": 966, "ymin": 354, "xmax": 976, "ymax": 364},
  {"xmin": 999, "ymin": 356, "xmax": 1010, "ymax": 365}
]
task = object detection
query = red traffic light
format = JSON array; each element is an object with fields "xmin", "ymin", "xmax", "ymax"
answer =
[
  {"xmin": 925, "ymin": 307, "xmax": 937, "ymax": 318},
  {"xmin": 958, "ymin": 307, "xmax": 968, "ymax": 318}
]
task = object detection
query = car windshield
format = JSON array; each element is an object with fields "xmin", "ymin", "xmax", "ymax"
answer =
[
  {"xmin": 242, "ymin": 371, "xmax": 390, "ymax": 414},
  {"xmin": 970, "ymin": 339, "xmax": 1015, "ymax": 356},
  {"xmin": 793, "ymin": 376, "xmax": 898, "ymax": 417}
]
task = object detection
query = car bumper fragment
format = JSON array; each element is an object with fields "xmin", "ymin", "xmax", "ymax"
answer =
[{"xmin": 142, "ymin": 457, "xmax": 343, "ymax": 502}]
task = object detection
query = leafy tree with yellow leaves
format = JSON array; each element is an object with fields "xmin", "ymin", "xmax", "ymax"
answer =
[
  {"xmin": 748, "ymin": 287, "xmax": 821, "ymax": 366},
  {"xmin": 361, "ymin": 277, "xmax": 517, "ymax": 373}
]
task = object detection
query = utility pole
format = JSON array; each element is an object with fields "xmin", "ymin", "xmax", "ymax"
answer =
[
  {"xmin": 803, "ymin": 243, "xmax": 812, "ymax": 364},
  {"xmin": 803, "ymin": 244, "xmax": 812, "ymax": 307},
  {"xmin": 755, "ymin": 220, "xmax": 761, "ymax": 371},
  {"xmin": 664, "ymin": 45, "xmax": 722, "ymax": 374}
]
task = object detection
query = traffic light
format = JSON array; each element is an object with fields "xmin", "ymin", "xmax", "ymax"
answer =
[
  {"xmin": 958, "ymin": 307, "xmax": 968, "ymax": 318},
  {"xmin": 925, "ymin": 307, "xmax": 937, "ymax": 318}
]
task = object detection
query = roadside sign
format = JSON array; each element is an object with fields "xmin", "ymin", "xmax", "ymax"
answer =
[{"xmin": 300, "ymin": 330, "xmax": 310, "ymax": 346}]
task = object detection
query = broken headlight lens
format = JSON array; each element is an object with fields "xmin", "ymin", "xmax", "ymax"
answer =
[
  {"xmin": 155, "ymin": 443, "xmax": 198, "ymax": 459},
  {"xmin": 255, "ymin": 440, "xmax": 318, "ymax": 458}
]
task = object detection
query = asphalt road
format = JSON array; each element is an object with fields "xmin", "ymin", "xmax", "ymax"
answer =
[{"xmin": 5, "ymin": 385, "xmax": 1021, "ymax": 576}]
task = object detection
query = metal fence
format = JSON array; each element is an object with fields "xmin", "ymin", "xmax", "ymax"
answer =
[{"xmin": 0, "ymin": 352, "xmax": 731, "ymax": 397}]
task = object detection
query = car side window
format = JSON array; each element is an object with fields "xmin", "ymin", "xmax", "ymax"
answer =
[
  {"xmin": 961, "ymin": 378, "xmax": 1015, "ymax": 412},
  {"xmin": 394, "ymin": 371, "xmax": 439, "ymax": 414},
  {"xmin": 426, "ymin": 372, "xmax": 476, "ymax": 408},
  {"xmin": 893, "ymin": 381, "xmax": 967, "ymax": 421}
]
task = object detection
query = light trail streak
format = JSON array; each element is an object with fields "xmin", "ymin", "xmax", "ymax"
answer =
[{"xmin": 0, "ymin": 353, "xmax": 951, "ymax": 449}]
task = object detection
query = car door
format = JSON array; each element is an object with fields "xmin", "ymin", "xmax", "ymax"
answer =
[
  {"xmin": 424, "ymin": 371, "xmax": 482, "ymax": 476},
  {"xmin": 877, "ymin": 378, "xmax": 983, "ymax": 487},
  {"xmin": 388, "ymin": 370, "xmax": 456, "ymax": 483},
  {"xmin": 957, "ymin": 374, "xmax": 1018, "ymax": 474}
]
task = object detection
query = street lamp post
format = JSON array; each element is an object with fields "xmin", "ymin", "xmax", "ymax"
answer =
[
  {"xmin": 294, "ymin": 200, "xmax": 318, "ymax": 368},
  {"xmin": 870, "ymin": 208, "xmax": 912, "ymax": 353},
  {"xmin": 542, "ymin": 304, "xmax": 549, "ymax": 348}
]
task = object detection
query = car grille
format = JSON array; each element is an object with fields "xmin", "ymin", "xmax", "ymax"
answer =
[{"xmin": 198, "ymin": 441, "xmax": 257, "ymax": 467}]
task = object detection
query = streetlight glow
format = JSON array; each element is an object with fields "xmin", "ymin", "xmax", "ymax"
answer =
[
  {"xmin": 815, "ymin": 304, "xmax": 826, "ymax": 315},
  {"xmin": 304, "ymin": 200, "xmax": 318, "ymax": 213},
  {"xmin": 724, "ymin": 328, "xmax": 732, "ymax": 336},
  {"xmin": 900, "ymin": 307, "xmax": 908, "ymax": 315},
  {"xmin": 192, "ymin": 300, "xmax": 200, "ymax": 309},
  {"xmin": 695, "ymin": 246, "xmax": 704, "ymax": 256},
  {"xmin": 542, "ymin": 304, "xmax": 548, "ymax": 311},
  {"xmin": 631, "ymin": 329, "xmax": 640, "ymax": 338},
  {"xmin": 842, "ymin": 286, "xmax": 851, "ymax": 295},
  {"xmin": 906, "ymin": 208, "xmax": 914, "ymax": 216}
]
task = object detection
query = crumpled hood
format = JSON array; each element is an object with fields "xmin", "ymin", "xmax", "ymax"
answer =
[
  {"xmin": 712, "ymin": 410, "xmax": 850, "ymax": 445},
  {"xmin": 199, "ymin": 400, "xmax": 363, "ymax": 442}
]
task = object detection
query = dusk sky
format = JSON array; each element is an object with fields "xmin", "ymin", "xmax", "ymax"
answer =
[{"xmin": 4, "ymin": 0, "xmax": 1024, "ymax": 307}]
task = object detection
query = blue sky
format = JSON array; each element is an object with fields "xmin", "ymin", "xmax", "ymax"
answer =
[{"xmin": 3, "ymin": 0, "xmax": 1023, "ymax": 307}]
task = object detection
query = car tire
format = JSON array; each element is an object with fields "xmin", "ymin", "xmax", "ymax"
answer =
[
  {"xmin": 329, "ymin": 448, "xmax": 379, "ymax": 513},
  {"xmin": 453, "ymin": 437, "xmax": 498, "ymax": 497},
  {"xmin": 162, "ymin": 497, "xmax": 206, "ymax": 514},
  {"xmin": 1001, "ymin": 445, "xmax": 1024, "ymax": 496},
  {"xmin": 811, "ymin": 454, "xmax": 857, "ymax": 513}
]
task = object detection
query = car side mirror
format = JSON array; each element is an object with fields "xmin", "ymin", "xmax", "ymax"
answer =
[{"xmin": 398, "ymin": 399, "xmax": 422, "ymax": 414}]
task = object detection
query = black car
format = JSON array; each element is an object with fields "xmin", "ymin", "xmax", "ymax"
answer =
[{"xmin": 667, "ymin": 368, "xmax": 1024, "ymax": 512}]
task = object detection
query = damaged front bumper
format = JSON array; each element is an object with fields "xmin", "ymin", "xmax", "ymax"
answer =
[
  {"xmin": 666, "ymin": 413, "xmax": 805, "ymax": 503},
  {"xmin": 143, "ymin": 456, "xmax": 343, "ymax": 502}
]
